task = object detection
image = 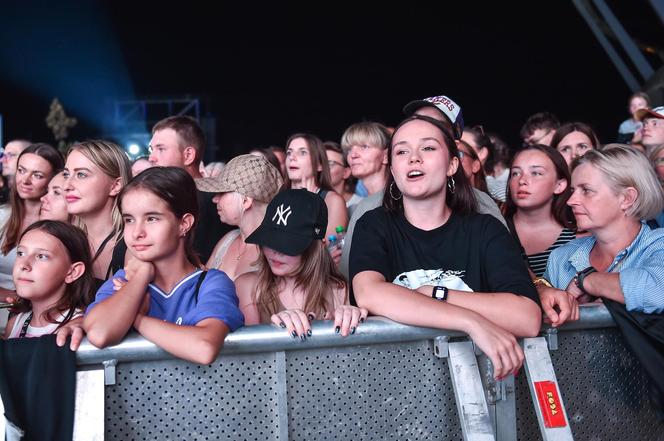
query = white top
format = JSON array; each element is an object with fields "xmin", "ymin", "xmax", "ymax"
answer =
[
  {"xmin": 346, "ymin": 194, "xmax": 365, "ymax": 219},
  {"xmin": 7, "ymin": 309, "xmax": 81, "ymax": 339},
  {"xmin": 486, "ymin": 168, "xmax": 509, "ymax": 203},
  {"xmin": 0, "ymin": 205, "xmax": 16, "ymax": 290},
  {"xmin": 209, "ymin": 229, "xmax": 242, "ymax": 269}
]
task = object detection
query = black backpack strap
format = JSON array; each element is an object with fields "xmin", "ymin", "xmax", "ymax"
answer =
[
  {"xmin": 646, "ymin": 218, "xmax": 660, "ymax": 230},
  {"xmin": 194, "ymin": 271, "xmax": 208, "ymax": 305}
]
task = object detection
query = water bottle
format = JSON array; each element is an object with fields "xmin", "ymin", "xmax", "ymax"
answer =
[
  {"xmin": 327, "ymin": 235, "xmax": 338, "ymax": 253},
  {"xmin": 335, "ymin": 225, "xmax": 346, "ymax": 249}
]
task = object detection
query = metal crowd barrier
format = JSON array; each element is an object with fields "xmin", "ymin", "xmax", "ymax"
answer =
[{"xmin": 71, "ymin": 304, "xmax": 662, "ymax": 440}]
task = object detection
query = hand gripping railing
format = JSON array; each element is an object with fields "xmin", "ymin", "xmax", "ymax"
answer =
[{"xmin": 67, "ymin": 305, "xmax": 615, "ymax": 440}]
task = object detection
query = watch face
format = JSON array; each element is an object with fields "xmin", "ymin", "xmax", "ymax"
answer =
[{"xmin": 433, "ymin": 286, "xmax": 447, "ymax": 300}]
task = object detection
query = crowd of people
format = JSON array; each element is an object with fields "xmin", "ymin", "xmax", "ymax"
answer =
[{"xmin": 1, "ymin": 92, "xmax": 663, "ymax": 397}]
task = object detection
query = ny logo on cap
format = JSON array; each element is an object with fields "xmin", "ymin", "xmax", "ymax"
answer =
[{"xmin": 272, "ymin": 204, "xmax": 292, "ymax": 226}]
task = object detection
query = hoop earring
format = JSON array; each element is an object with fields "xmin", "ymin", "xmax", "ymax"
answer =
[
  {"xmin": 447, "ymin": 176, "xmax": 456, "ymax": 194},
  {"xmin": 389, "ymin": 182, "xmax": 402, "ymax": 200}
]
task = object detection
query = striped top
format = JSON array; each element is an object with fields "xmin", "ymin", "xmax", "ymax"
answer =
[
  {"xmin": 544, "ymin": 223, "xmax": 664, "ymax": 314},
  {"xmin": 525, "ymin": 228, "xmax": 576, "ymax": 277},
  {"xmin": 506, "ymin": 216, "xmax": 576, "ymax": 277}
]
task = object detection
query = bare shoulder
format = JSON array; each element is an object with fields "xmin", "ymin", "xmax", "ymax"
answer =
[
  {"xmin": 325, "ymin": 190, "xmax": 346, "ymax": 208},
  {"xmin": 235, "ymin": 272, "xmax": 259, "ymax": 299},
  {"xmin": 2, "ymin": 313, "xmax": 17, "ymax": 339}
]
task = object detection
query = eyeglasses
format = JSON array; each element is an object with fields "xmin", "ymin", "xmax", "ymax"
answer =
[
  {"xmin": 327, "ymin": 160, "xmax": 345, "ymax": 168},
  {"xmin": 0, "ymin": 150, "xmax": 18, "ymax": 160}
]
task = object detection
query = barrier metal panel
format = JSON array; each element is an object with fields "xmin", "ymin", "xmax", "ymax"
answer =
[
  {"xmin": 516, "ymin": 328, "xmax": 663, "ymax": 441},
  {"xmin": 105, "ymin": 352, "xmax": 282, "ymax": 440},
  {"xmin": 102, "ymin": 340, "xmax": 463, "ymax": 440},
  {"xmin": 69, "ymin": 307, "xmax": 663, "ymax": 441}
]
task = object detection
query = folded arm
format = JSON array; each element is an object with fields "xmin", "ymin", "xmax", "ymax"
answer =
[
  {"xmin": 133, "ymin": 316, "xmax": 229, "ymax": 364},
  {"xmin": 84, "ymin": 268, "xmax": 151, "ymax": 348}
]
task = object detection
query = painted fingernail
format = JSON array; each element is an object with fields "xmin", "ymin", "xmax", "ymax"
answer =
[
  {"xmin": 307, "ymin": 329, "xmax": 312, "ymax": 337},
  {"xmin": 307, "ymin": 313, "xmax": 315, "ymax": 321},
  {"xmin": 291, "ymin": 331, "xmax": 297, "ymax": 338},
  {"xmin": 335, "ymin": 326, "xmax": 340, "ymax": 334},
  {"xmin": 359, "ymin": 317, "xmax": 365, "ymax": 323},
  {"xmin": 279, "ymin": 322, "xmax": 286, "ymax": 328},
  {"xmin": 300, "ymin": 334, "xmax": 306, "ymax": 341},
  {"xmin": 351, "ymin": 326, "xmax": 356, "ymax": 335}
]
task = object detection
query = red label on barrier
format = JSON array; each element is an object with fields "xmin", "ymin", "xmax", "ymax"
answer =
[{"xmin": 534, "ymin": 381, "xmax": 567, "ymax": 428}]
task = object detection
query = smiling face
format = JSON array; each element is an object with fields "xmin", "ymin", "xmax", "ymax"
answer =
[
  {"xmin": 556, "ymin": 131, "xmax": 594, "ymax": 168},
  {"xmin": 286, "ymin": 137, "xmax": 316, "ymax": 183},
  {"xmin": 509, "ymin": 149, "xmax": 566, "ymax": 211},
  {"xmin": 13, "ymin": 229, "xmax": 73, "ymax": 303},
  {"xmin": 121, "ymin": 188, "xmax": 191, "ymax": 263},
  {"xmin": 390, "ymin": 119, "xmax": 458, "ymax": 201},
  {"xmin": 262, "ymin": 246, "xmax": 302, "ymax": 276},
  {"xmin": 39, "ymin": 173, "xmax": 69, "ymax": 221},
  {"xmin": 63, "ymin": 150, "xmax": 121, "ymax": 217},
  {"xmin": 15, "ymin": 153, "xmax": 54, "ymax": 201}
]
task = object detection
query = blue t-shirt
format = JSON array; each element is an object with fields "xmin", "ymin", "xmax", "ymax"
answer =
[{"xmin": 86, "ymin": 268, "xmax": 244, "ymax": 331}]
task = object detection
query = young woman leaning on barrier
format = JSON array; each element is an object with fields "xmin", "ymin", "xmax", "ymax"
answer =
[
  {"xmin": 350, "ymin": 115, "xmax": 542, "ymax": 380},
  {"xmin": 538, "ymin": 145, "xmax": 664, "ymax": 325},
  {"xmin": 82, "ymin": 167, "xmax": 244, "ymax": 364},
  {"xmin": 235, "ymin": 189, "xmax": 367, "ymax": 339}
]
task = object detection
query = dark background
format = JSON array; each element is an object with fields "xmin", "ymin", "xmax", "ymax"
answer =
[{"xmin": 1, "ymin": 1, "xmax": 662, "ymax": 160}]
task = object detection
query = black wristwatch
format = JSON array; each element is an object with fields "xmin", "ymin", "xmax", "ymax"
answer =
[
  {"xmin": 575, "ymin": 267, "xmax": 597, "ymax": 294},
  {"xmin": 432, "ymin": 285, "xmax": 449, "ymax": 302}
]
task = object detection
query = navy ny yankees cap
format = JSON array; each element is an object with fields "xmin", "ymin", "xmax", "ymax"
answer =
[{"xmin": 246, "ymin": 189, "xmax": 328, "ymax": 256}]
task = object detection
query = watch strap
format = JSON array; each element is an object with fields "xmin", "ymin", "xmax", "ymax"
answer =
[{"xmin": 576, "ymin": 267, "xmax": 597, "ymax": 294}]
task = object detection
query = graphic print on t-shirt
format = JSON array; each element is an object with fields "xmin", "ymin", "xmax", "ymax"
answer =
[{"xmin": 393, "ymin": 269, "xmax": 474, "ymax": 292}]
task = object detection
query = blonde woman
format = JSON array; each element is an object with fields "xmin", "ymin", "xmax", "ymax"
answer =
[
  {"xmin": 63, "ymin": 140, "xmax": 132, "ymax": 290},
  {"xmin": 197, "ymin": 154, "xmax": 283, "ymax": 280}
]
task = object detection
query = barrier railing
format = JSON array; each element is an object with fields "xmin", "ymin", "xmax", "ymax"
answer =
[{"xmin": 68, "ymin": 305, "xmax": 661, "ymax": 440}]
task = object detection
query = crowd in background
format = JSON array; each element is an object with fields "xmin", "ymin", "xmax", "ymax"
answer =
[{"xmin": 1, "ymin": 91, "xmax": 663, "ymax": 420}]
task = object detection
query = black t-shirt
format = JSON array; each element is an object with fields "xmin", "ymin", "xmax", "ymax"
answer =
[
  {"xmin": 195, "ymin": 190, "xmax": 233, "ymax": 264},
  {"xmin": 349, "ymin": 207, "xmax": 539, "ymax": 305}
]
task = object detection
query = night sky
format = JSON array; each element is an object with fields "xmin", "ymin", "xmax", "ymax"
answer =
[{"xmin": 1, "ymin": 1, "xmax": 661, "ymax": 161}]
